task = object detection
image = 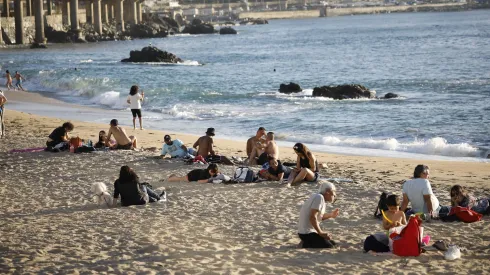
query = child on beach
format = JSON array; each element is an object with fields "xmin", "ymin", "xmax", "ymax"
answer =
[
  {"xmin": 14, "ymin": 71, "xmax": 26, "ymax": 91},
  {"xmin": 382, "ymin": 195, "xmax": 407, "ymax": 230}
]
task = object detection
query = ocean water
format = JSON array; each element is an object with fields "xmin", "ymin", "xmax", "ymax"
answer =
[{"xmin": 1, "ymin": 10, "xmax": 490, "ymax": 160}]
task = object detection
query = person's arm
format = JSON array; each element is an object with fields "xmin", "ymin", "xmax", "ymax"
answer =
[
  {"xmin": 308, "ymin": 153, "xmax": 316, "ymax": 171},
  {"xmin": 127, "ymin": 95, "xmax": 131, "ymax": 104},
  {"xmin": 246, "ymin": 139, "xmax": 253, "ymax": 157},
  {"xmin": 401, "ymin": 212, "xmax": 407, "ymax": 225},
  {"xmin": 140, "ymin": 92, "xmax": 144, "ymax": 101},
  {"xmin": 382, "ymin": 217, "xmax": 392, "ymax": 230},
  {"xmin": 209, "ymin": 138, "xmax": 215, "ymax": 155},
  {"xmin": 401, "ymin": 193, "xmax": 409, "ymax": 212},
  {"xmin": 309, "ymin": 209, "xmax": 331, "ymax": 239},
  {"xmin": 423, "ymin": 195, "xmax": 434, "ymax": 214},
  {"xmin": 197, "ymin": 179, "xmax": 209, "ymax": 183},
  {"xmin": 106, "ymin": 128, "xmax": 113, "ymax": 145},
  {"xmin": 322, "ymin": 208, "xmax": 339, "ymax": 220},
  {"xmin": 268, "ymin": 172, "xmax": 282, "ymax": 181},
  {"xmin": 161, "ymin": 145, "xmax": 168, "ymax": 157},
  {"xmin": 193, "ymin": 138, "xmax": 200, "ymax": 149},
  {"xmin": 295, "ymin": 156, "xmax": 301, "ymax": 171},
  {"xmin": 181, "ymin": 144, "xmax": 188, "ymax": 152}
]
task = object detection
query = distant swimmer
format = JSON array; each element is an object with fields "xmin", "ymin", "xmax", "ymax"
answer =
[
  {"xmin": 274, "ymin": 68, "xmax": 276, "ymax": 72},
  {"xmin": 14, "ymin": 71, "xmax": 26, "ymax": 91}
]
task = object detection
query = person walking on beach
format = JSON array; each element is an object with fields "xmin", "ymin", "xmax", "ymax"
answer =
[
  {"xmin": 298, "ymin": 181, "xmax": 339, "ymax": 248},
  {"xmin": 0, "ymin": 90, "xmax": 7, "ymax": 138},
  {"xmin": 4, "ymin": 70, "xmax": 13, "ymax": 90},
  {"xmin": 14, "ymin": 71, "xmax": 26, "ymax": 91},
  {"xmin": 127, "ymin": 85, "xmax": 144, "ymax": 130},
  {"xmin": 193, "ymin": 128, "xmax": 234, "ymax": 165},
  {"xmin": 107, "ymin": 119, "xmax": 137, "ymax": 149}
]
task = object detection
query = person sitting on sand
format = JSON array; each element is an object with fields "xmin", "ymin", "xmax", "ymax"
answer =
[
  {"xmin": 167, "ymin": 163, "xmax": 220, "ymax": 183},
  {"xmin": 94, "ymin": 130, "xmax": 116, "ymax": 149},
  {"xmin": 259, "ymin": 158, "xmax": 291, "ymax": 182},
  {"xmin": 161, "ymin": 135, "xmax": 195, "ymax": 158},
  {"xmin": 46, "ymin": 122, "xmax": 74, "ymax": 148},
  {"xmin": 287, "ymin": 143, "xmax": 319, "ymax": 186},
  {"xmin": 192, "ymin": 128, "xmax": 234, "ymax": 165},
  {"xmin": 401, "ymin": 165, "xmax": 440, "ymax": 217},
  {"xmin": 107, "ymin": 119, "xmax": 137, "ymax": 150},
  {"xmin": 364, "ymin": 194, "xmax": 407, "ymax": 253},
  {"xmin": 249, "ymin": 132, "xmax": 279, "ymax": 166},
  {"xmin": 298, "ymin": 181, "xmax": 339, "ymax": 248},
  {"xmin": 246, "ymin": 127, "xmax": 266, "ymax": 159},
  {"xmin": 450, "ymin": 185, "xmax": 489, "ymax": 214},
  {"xmin": 112, "ymin": 165, "xmax": 164, "ymax": 207},
  {"xmin": 0, "ymin": 90, "xmax": 7, "ymax": 138},
  {"xmin": 14, "ymin": 71, "xmax": 26, "ymax": 91}
]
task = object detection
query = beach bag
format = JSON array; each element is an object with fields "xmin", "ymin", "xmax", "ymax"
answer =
[
  {"xmin": 233, "ymin": 167, "xmax": 256, "ymax": 183},
  {"xmin": 449, "ymin": 206, "xmax": 482, "ymax": 223},
  {"xmin": 70, "ymin": 137, "xmax": 82, "ymax": 149},
  {"xmin": 389, "ymin": 216, "xmax": 423, "ymax": 257},
  {"xmin": 374, "ymin": 192, "xmax": 389, "ymax": 218}
]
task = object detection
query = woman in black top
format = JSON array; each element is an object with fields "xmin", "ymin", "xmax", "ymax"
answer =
[
  {"xmin": 167, "ymin": 164, "xmax": 219, "ymax": 183},
  {"xmin": 287, "ymin": 143, "xmax": 319, "ymax": 186},
  {"xmin": 112, "ymin": 166, "xmax": 163, "ymax": 207},
  {"xmin": 46, "ymin": 122, "xmax": 74, "ymax": 148}
]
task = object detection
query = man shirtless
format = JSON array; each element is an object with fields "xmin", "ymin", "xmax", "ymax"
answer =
[
  {"xmin": 14, "ymin": 71, "xmax": 26, "ymax": 91},
  {"xmin": 193, "ymin": 128, "xmax": 234, "ymax": 165},
  {"xmin": 249, "ymin": 132, "xmax": 279, "ymax": 166},
  {"xmin": 107, "ymin": 119, "xmax": 137, "ymax": 150},
  {"xmin": 246, "ymin": 127, "xmax": 266, "ymax": 158}
]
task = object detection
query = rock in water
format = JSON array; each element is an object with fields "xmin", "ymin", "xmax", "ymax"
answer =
[
  {"xmin": 121, "ymin": 46, "xmax": 184, "ymax": 63},
  {"xmin": 383, "ymin": 93, "xmax": 399, "ymax": 99},
  {"xmin": 312, "ymin": 84, "xmax": 376, "ymax": 99},
  {"xmin": 219, "ymin": 27, "xmax": 237, "ymax": 35},
  {"xmin": 182, "ymin": 19, "xmax": 215, "ymax": 34},
  {"xmin": 278, "ymin": 82, "xmax": 302, "ymax": 94}
]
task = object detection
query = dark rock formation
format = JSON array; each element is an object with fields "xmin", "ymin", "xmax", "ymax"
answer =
[
  {"xmin": 30, "ymin": 42, "xmax": 47, "ymax": 49},
  {"xmin": 219, "ymin": 27, "xmax": 237, "ymax": 35},
  {"xmin": 182, "ymin": 19, "xmax": 215, "ymax": 34},
  {"xmin": 383, "ymin": 93, "xmax": 399, "ymax": 99},
  {"xmin": 312, "ymin": 84, "xmax": 376, "ymax": 99},
  {"xmin": 279, "ymin": 82, "xmax": 302, "ymax": 94},
  {"xmin": 240, "ymin": 18, "xmax": 269, "ymax": 25},
  {"xmin": 121, "ymin": 46, "xmax": 183, "ymax": 63}
]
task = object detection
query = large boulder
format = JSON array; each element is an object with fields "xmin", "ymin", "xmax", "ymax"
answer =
[
  {"xmin": 383, "ymin": 92, "xmax": 399, "ymax": 99},
  {"xmin": 279, "ymin": 82, "xmax": 302, "ymax": 94},
  {"xmin": 219, "ymin": 27, "xmax": 237, "ymax": 35},
  {"xmin": 182, "ymin": 19, "xmax": 215, "ymax": 34},
  {"xmin": 312, "ymin": 84, "xmax": 376, "ymax": 99},
  {"xmin": 121, "ymin": 46, "xmax": 183, "ymax": 63}
]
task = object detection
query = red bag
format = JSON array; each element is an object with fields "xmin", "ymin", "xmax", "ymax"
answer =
[
  {"xmin": 390, "ymin": 216, "xmax": 422, "ymax": 257},
  {"xmin": 449, "ymin": 206, "xmax": 483, "ymax": 223},
  {"xmin": 69, "ymin": 137, "xmax": 82, "ymax": 149}
]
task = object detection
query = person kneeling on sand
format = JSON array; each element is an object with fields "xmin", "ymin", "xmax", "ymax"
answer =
[
  {"xmin": 112, "ymin": 166, "xmax": 165, "ymax": 207},
  {"xmin": 193, "ymin": 128, "xmax": 234, "ymax": 165},
  {"xmin": 287, "ymin": 143, "xmax": 319, "ymax": 186},
  {"xmin": 107, "ymin": 119, "xmax": 137, "ymax": 150},
  {"xmin": 167, "ymin": 164, "xmax": 225, "ymax": 183},
  {"xmin": 298, "ymin": 181, "xmax": 339, "ymax": 248},
  {"xmin": 249, "ymin": 132, "xmax": 279, "ymax": 166},
  {"xmin": 161, "ymin": 135, "xmax": 195, "ymax": 158},
  {"xmin": 259, "ymin": 158, "xmax": 291, "ymax": 182},
  {"xmin": 46, "ymin": 122, "xmax": 74, "ymax": 150}
]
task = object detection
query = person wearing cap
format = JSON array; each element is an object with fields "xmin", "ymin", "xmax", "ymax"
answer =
[
  {"xmin": 192, "ymin": 128, "xmax": 234, "ymax": 165},
  {"xmin": 161, "ymin": 135, "xmax": 195, "ymax": 158},
  {"xmin": 297, "ymin": 181, "xmax": 339, "ymax": 248},
  {"xmin": 107, "ymin": 119, "xmax": 137, "ymax": 150}
]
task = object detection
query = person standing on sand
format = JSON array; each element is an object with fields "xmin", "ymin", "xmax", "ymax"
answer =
[
  {"xmin": 193, "ymin": 128, "xmax": 234, "ymax": 165},
  {"xmin": 0, "ymin": 90, "xmax": 7, "ymax": 138},
  {"xmin": 298, "ymin": 181, "xmax": 339, "ymax": 248},
  {"xmin": 4, "ymin": 70, "xmax": 13, "ymax": 90},
  {"xmin": 14, "ymin": 71, "xmax": 26, "ymax": 91},
  {"xmin": 107, "ymin": 119, "xmax": 138, "ymax": 150},
  {"xmin": 126, "ymin": 85, "xmax": 145, "ymax": 130}
]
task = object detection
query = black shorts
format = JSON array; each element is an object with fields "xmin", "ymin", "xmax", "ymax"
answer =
[
  {"xmin": 131, "ymin": 109, "xmax": 142, "ymax": 118},
  {"xmin": 257, "ymin": 152, "xmax": 268, "ymax": 165},
  {"xmin": 298, "ymin": 233, "xmax": 336, "ymax": 249},
  {"xmin": 116, "ymin": 143, "xmax": 133, "ymax": 150}
]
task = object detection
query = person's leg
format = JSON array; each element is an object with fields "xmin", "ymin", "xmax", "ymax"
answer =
[
  {"xmin": 300, "ymin": 233, "xmax": 335, "ymax": 248},
  {"xmin": 364, "ymin": 235, "xmax": 389, "ymax": 252},
  {"xmin": 145, "ymin": 186, "xmax": 161, "ymax": 202},
  {"xmin": 129, "ymin": 135, "xmax": 137, "ymax": 148},
  {"xmin": 19, "ymin": 84, "xmax": 24, "ymax": 91},
  {"xmin": 138, "ymin": 110, "xmax": 143, "ymax": 130},
  {"xmin": 249, "ymin": 146, "xmax": 258, "ymax": 165},
  {"xmin": 167, "ymin": 175, "xmax": 189, "ymax": 182},
  {"xmin": 291, "ymin": 168, "xmax": 314, "ymax": 185},
  {"xmin": 287, "ymin": 170, "xmax": 298, "ymax": 185}
]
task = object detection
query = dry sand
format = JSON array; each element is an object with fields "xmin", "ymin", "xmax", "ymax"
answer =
[{"xmin": 0, "ymin": 90, "xmax": 489, "ymax": 274}]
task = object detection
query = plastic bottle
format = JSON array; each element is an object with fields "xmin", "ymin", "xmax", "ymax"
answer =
[{"xmin": 70, "ymin": 144, "xmax": 75, "ymax": 153}]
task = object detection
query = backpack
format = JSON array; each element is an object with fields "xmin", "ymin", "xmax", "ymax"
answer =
[
  {"xmin": 449, "ymin": 206, "xmax": 483, "ymax": 223},
  {"xmin": 390, "ymin": 216, "xmax": 422, "ymax": 257},
  {"xmin": 233, "ymin": 167, "xmax": 256, "ymax": 183},
  {"xmin": 374, "ymin": 192, "xmax": 389, "ymax": 218}
]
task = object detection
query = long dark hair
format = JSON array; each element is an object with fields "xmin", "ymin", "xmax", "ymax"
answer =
[
  {"xmin": 293, "ymin": 143, "xmax": 313, "ymax": 159},
  {"xmin": 98, "ymin": 130, "xmax": 106, "ymax": 143},
  {"xmin": 129, "ymin": 85, "xmax": 139, "ymax": 96},
  {"xmin": 119, "ymin": 165, "xmax": 139, "ymax": 183}
]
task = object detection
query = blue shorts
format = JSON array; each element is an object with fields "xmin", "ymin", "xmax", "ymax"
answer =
[{"xmin": 16, "ymin": 80, "xmax": 22, "ymax": 86}]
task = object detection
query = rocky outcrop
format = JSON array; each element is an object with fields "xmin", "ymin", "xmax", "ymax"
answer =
[
  {"xmin": 182, "ymin": 19, "xmax": 215, "ymax": 34},
  {"xmin": 219, "ymin": 27, "xmax": 237, "ymax": 35},
  {"xmin": 30, "ymin": 42, "xmax": 47, "ymax": 49},
  {"xmin": 312, "ymin": 84, "xmax": 376, "ymax": 99},
  {"xmin": 121, "ymin": 46, "xmax": 183, "ymax": 63},
  {"xmin": 382, "ymin": 93, "xmax": 399, "ymax": 99},
  {"xmin": 240, "ymin": 18, "xmax": 269, "ymax": 25},
  {"xmin": 279, "ymin": 82, "xmax": 302, "ymax": 94}
]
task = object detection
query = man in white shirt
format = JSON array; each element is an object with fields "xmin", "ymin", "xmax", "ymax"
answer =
[
  {"xmin": 161, "ymin": 135, "xmax": 195, "ymax": 158},
  {"xmin": 126, "ymin": 85, "xmax": 144, "ymax": 130},
  {"xmin": 401, "ymin": 165, "xmax": 440, "ymax": 217},
  {"xmin": 298, "ymin": 181, "xmax": 340, "ymax": 248}
]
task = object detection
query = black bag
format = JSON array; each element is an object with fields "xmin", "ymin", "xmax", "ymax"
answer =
[
  {"xmin": 75, "ymin": 145, "xmax": 96, "ymax": 153},
  {"xmin": 374, "ymin": 192, "xmax": 389, "ymax": 218}
]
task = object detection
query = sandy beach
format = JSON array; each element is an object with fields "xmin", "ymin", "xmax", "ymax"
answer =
[{"xmin": 0, "ymin": 90, "xmax": 489, "ymax": 273}]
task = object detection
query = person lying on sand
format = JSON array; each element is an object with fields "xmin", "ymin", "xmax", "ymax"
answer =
[
  {"xmin": 161, "ymin": 134, "xmax": 195, "ymax": 158},
  {"xmin": 286, "ymin": 143, "xmax": 319, "ymax": 186},
  {"xmin": 46, "ymin": 122, "xmax": 74, "ymax": 149},
  {"xmin": 192, "ymin": 128, "xmax": 234, "ymax": 165},
  {"xmin": 246, "ymin": 127, "xmax": 266, "ymax": 159},
  {"xmin": 450, "ymin": 185, "xmax": 489, "ymax": 214},
  {"xmin": 249, "ymin": 132, "xmax": 279, "ymax": 166},
  {"xmin": 298, "ymin": 181, "xmax": 339, "ymax": 248},
  {"xmin": 259, "ymin": 158, "xmax": 290, "ymax": 182},
  {"xmin": 112, "ymin": 166, "xmax": 165, "ymax": 207},
  {"xmin": 167, "ymin": 163, "xmax": 221, "ymax": 183},
  {"xmin": 107, "ymin": 119, "xmax": 137, "ymax": 150}
]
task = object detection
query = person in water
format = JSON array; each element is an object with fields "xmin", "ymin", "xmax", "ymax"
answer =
[{"xmin": 4, "ymin": 70, "xmax": 13, "ymax": 90}]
